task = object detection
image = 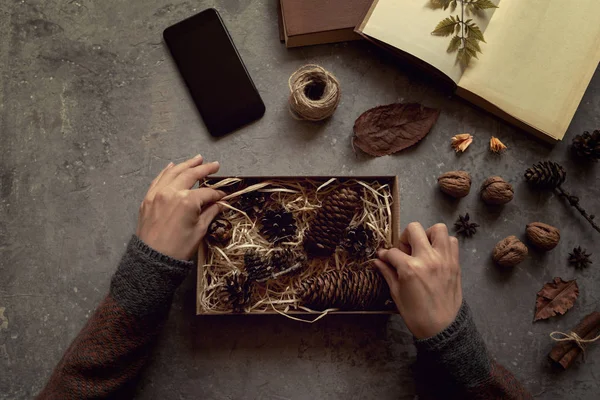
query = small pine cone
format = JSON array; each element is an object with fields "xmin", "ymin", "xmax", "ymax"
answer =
[
  {"xmin": 244, "ymin": 250, "xmax": 272, "ymax": 283},
  {"xmin": 218, "ymin": 272, "xmax": 250, "ymax": 312},
  {"xmin": 297, "ymin": 268, "xmax": 389, "ymax": 311},
  {"xmin": 206, "ymin": 219, "xmax": 233, "ymax": 246},
  {"xmin": 304, "ymin": 187, "xmax": 361, "ymax": 257},
  {"xmin": 236, "ymin": 191, "xmax": 267, "ymax": 216},
  {"xmin": 571, "ymin": 130, "xmax": 600, "ymax": 162},
  {"xmin": 268, "ymin": 249, "xmax": 305, "ymax": 279},
  {"xmin": 524, "ymin": 161, "xmax": 566, "ymax": 190},
  {"xmin": 260, "ymin": 208, "xmax": 297, "ymax": 244},
  {"xmin": 341, "ymin": 225, "xmax": 376, "ymax": 259}
]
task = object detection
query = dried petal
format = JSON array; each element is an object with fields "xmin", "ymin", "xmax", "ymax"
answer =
[
  {"xmin": 490, "ymin": 136, "xmax": 507, "ymax": 153},
  {"xmin": 451, "ymin": 133, "xmax": 473, "ymax": 152}
]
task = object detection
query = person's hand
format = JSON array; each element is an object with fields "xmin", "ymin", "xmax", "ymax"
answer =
[
  {"xmin": 374, "ymin": 222, "xmax": 462, "ymax": 339},
  {"xmin": 136, "ymin": 154, "xmax": 225, "ymax": 261}
]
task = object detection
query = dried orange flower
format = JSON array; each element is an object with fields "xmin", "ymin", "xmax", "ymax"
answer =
[
  {"xmin": 490, "ymin": 136, "xmax": 507, "ymax": 153},
  {"xmin": 451, "ymin": 133, "xmax": 473, "ymax": 152}
]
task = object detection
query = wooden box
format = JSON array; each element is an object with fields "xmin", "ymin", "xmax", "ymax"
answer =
[{"xmin": 197, "ymin": 176, "xmax": 400, "ymax": 317}]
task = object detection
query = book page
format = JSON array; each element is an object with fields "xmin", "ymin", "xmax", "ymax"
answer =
[
  {"xmin": 358, "ymin": 0, "xmax": 500, "ymax": 84},
  {"xmin": 458, "ymin": 0, "xmax": 600, "ymax": 140}
]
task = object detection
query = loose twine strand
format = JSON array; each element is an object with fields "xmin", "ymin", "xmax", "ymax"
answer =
[
  {"xmin": 550, "ymin": 331, "xmax": 600, "ymax": 360},
  {"xmin": 288, "ymin": 64, "xmax": 341, "ymax": 121}
]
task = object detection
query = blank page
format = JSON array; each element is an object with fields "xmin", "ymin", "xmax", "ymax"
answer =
[{"xmin": 458, "ymin": 0, "xmax": 600, "ymax": 141}]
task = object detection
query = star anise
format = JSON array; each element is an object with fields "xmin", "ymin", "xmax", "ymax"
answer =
[
  {"xmin": 454, "ymin": 213, "xmax": 479, "ymax": 238},
  {"xmin": 568, "ymin": 246, "xmax": 592, "ymax": 269}
]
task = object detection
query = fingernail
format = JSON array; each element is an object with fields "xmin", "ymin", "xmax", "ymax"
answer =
[
  {"xmin": 167, "ymin": 162, "xmax": 174, "ymax": 168},
  {"xmin": 213, "ymin": 161, "xmax": 220, "ymax": 165},
  {"xmin": 194, "ymin": 154, "xmax": 202, "ymax": 159}
]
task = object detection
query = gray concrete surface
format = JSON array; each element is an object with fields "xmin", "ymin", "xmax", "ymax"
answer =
[{"xmin": 1, "ymin": 1, "xmax": 599, "ymax": 399}]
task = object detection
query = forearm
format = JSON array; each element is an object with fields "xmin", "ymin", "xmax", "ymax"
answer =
[
  {"xmin": 413, "ymin": 301, "xmax": 532, "ymax": 400},
  {"xmin": 37, "ymin": 236, "xmax": 193, "ymax": 400}
]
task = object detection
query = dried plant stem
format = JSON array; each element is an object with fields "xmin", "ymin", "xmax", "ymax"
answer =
[{"xmin": 555, "ymin": 186, "xmax": 600, "ymax": 234}]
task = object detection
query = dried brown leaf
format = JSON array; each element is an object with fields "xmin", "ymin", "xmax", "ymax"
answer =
[
  {"xmin": 352, "ymin": 103, "xmax": 440, "ymax": 156},
  {"xmin": 534, "ymin": 277, "xmax": 579, "ymax": 322},
  {"xmin": 451, "ymin": 133, "xmax": 473, "ymax": 152}
]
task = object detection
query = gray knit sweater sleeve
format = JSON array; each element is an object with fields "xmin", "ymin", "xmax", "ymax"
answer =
[
  {"xmin": 413, "ymin": 301, "xmax": 531, "ymax": 399},
  {"xmin": 110, "ymin": 235, "xmax": 195, "ymax": 316}
]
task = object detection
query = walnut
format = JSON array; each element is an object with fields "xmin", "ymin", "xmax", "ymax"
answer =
[
  {"xmin": 207, "ymin": 219, "xmax": 233, "ymax": 246},
  {"xmin": 493, "ymin": 236, "xmax": 528, "ymax": 267},
  {"xmin": 437, "ymin": 171, "xmax": 472, "ymax": 198},
  {"xmin": 526, "ymin": 222, "xmax": 560, "ymax": 251},
  {"xmin": 480, "ymin": 176, "xmax": 514, "ymax": 205}
]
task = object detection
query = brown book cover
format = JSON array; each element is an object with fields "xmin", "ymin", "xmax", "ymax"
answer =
[
  {"xmin": 356, "ymin": 0, "xmax": 600, "ymax": 143},
  {"xmin": 280, "ymin": 0, "xmax": 372, "ymax": 48}
]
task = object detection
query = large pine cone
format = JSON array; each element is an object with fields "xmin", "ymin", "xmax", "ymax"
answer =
[
  {"xmin": 304, "ymin": 187, "xmax": 361, "ymax": 256},
  {"xmin": 572, "ymin": 130, "xmax": 600, "ymax": 162},
  {"xmin": 297, "ymin": 268, "xmax": 389, "ymax": 310},
  {"xmin": 524, "ymin": 161, "xmax": 566, "ymax": 189}
]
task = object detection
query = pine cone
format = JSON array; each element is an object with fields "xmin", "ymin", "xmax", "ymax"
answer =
[
  {"xmin": 260, "ymin": 208, "xmax": 297, "ymax": 244},
  {"xmin": 236, "ymin": 191, "xmax": 267, "ymax": 216},
  {"xmin": 572, "ymin": 130, "xmax": 600, "ymax": 162},
  {"xmin": 341, "ymin": 225, "xmax": 376, "ymax": 259},
  {"xmin": 297, "ymin": 268, "xmax": 389, "ymax": 311},
  {"xmin": 218, "ymin": 272, "xmax": 250, "ymax": 312},
  {"xmin": 304, "ymin": 187, "xmax": 361, "ymax": 257},
  {"xmin": 206, "ymin": 218, "xmax": 233, "ymax": 246},
  {"xmin": 244, "ymin": 250, "xmax": 272, "ymax": 282},
  {"xmin": 268, "ymin": 249, "xmax": 305, "ymax": 279},
  {"xmin": 524, "ymin": 161, "xmax": 566, "ymax": 189}
]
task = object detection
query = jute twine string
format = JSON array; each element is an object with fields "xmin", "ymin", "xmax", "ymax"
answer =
[
  {"xmin": 288, "ymin": 64, "xmax": 341, "ymax": 121},
  {"xmin": 550, "ymin": 331, "xmax": 600, "ymax": 360}
]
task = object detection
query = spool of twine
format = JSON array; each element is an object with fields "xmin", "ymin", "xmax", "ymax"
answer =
[{"xmin": 288, "ymin": 64, "xmax": 341, "ymax": 121}]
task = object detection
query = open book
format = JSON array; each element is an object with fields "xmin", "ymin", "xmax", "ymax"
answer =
[{"xmin": 357, "ymin": 0, "xmax": 600, "ymax": 142}]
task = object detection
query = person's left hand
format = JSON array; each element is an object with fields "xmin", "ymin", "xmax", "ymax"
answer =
[{"xmin": 136, "ymin": 154, "xmax": 225, "ymax": 261}]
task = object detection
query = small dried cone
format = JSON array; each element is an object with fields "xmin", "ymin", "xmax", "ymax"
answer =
[
  {"xmin": 218, "ymin": 272, "xmax": 250, "ymax": 312},
  {"xmin": 206, "ymin": 218, "xmax": 233, "ymax": 246},
  {"xmin": 297, "ymin": 268, "xmax": 390, "ymax": 311},
  {"xmin": 451, "ymin": 133, "xmax": 473, "ymax": 152},
  {"xmin": 304, "ymin": 186, "xmax": 361, "ymax": 257},
  {"xmin": 490, "ymin": 137, "xmax": 507, "ymax": 153}
]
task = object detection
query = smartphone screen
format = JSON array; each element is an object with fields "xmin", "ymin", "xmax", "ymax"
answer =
[{"xmin": 163, "ymin": 9, "xmax": 265, "ymax": 137}]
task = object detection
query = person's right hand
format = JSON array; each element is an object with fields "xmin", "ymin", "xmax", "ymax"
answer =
[
  {"xmin": 136, "ymin": 154, "xmax": 225, "ymax": 261},
  {"xmin": 374, "ymin": 222, "xmax": 462, "ymax": 339}
]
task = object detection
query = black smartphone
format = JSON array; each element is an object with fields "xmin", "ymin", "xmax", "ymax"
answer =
[{"xmin": 163, "ymin": 8, "xmax": 265, "ymax": 137}]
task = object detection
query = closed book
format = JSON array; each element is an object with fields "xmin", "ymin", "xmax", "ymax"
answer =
[{"xmin": 280, "ymin": 0, "xmax": 371, "ymax": 48}]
